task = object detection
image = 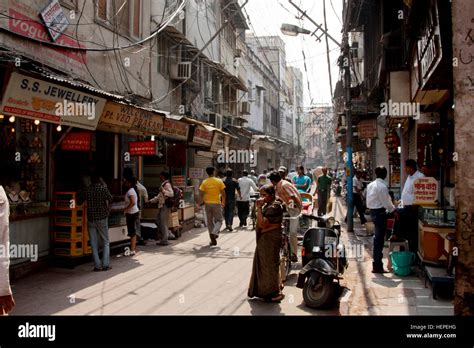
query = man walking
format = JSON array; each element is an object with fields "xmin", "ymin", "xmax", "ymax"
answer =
[
  {"xmin": 0, "ymin": 182, "xmax": 15, "ymax": 315},
  {"xmin": 77, "ymin": 172, "xmax": 114, "ymax": 271},
  {"xmin": 317, "ymin": 167, "xmax": 332, "ymax": 216},
  {"xmin": 149, "ymin": 172, "xmax": 174, "ymax": 246},
  {"xmin": 269, "ymin": 171, "xmax": 302, "ymax": 262},
  {"xmin": 345, "ymin": 171, "xmax": 367, "ymax": 225},
  {"xmin": 249, "ymin": 170, "xmax": 258, "ymax": 185},
  {"xmin": 237, "ymin": 170, "xmax": 258, "ymax": 227},
  {"xmin": 366, "ymin": 166, "xmax": 398, "ymax": 273},
  {"xmin": 223, "ymin": 169, "xmax": 240, "ymax": 231},
  {"xmin": 199, "ymin": 167, "xmax": 226, "ymax": 246}
]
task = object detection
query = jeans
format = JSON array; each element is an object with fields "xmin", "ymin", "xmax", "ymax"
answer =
[
  {"xmin": 224, "ymin": 199, "xmax": 236, "ymax": 227},
  {"xmin": 394, "ymin": 206, "xmax": 419, "ymax": 253},
  {"xmin": 370, "ymin": 208, "xmax": 387, "ymax": 270},
  {"xmin": 88, "ymin": 218, "xmax": 110, "ymax": 269},
  {"xmin": 157, "ymin": 206, "xmax": 170, "ymax": 244},
  {"xmin": 236, "ymin": 201, "xmax": 250, "ymax": 226},
  {"xmin": 205, "ymin": 204, "xmax": 223, "ymax": 237}
]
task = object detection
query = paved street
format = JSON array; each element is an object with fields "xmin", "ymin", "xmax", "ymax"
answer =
[{"xmin": 10, "ymin": 221, "xmax": 338, "ymax": 316}]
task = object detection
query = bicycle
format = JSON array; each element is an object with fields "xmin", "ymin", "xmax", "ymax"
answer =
[{"xmin": 280, "ymin": 212, "xmax": 302, "ymax": 282}]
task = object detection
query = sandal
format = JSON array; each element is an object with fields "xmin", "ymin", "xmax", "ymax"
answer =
[{"xmin": 265, "ymin": 293, "xmax": 285, "ymax": 303}]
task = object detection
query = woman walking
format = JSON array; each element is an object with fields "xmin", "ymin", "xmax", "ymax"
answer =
[{"xmin": 248, "ymin": 185, "xmax": 285, "ymax": 303}]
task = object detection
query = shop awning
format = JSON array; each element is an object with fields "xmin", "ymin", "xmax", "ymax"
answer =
[{"xmin": 225, "ymin": 125, "xmax": 252, "ymax": 149}]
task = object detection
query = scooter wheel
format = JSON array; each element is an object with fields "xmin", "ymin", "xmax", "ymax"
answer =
[{"xmin": 302, "ymin": 273, "xmax": 334, "ymax": 309}]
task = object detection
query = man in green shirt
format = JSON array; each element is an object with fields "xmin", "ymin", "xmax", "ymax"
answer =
[{"xmin": 317, "ymin": 167, "xmax": 332, "ymax": 216}]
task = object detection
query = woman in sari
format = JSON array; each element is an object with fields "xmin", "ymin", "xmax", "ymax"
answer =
[{"xmin": 248, "ymin": 184, "xmax": 285, "ymax": 303}]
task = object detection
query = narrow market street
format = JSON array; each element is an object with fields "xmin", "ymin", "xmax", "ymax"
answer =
[{"xmin": 9, "ymin": 220, "xmax": 339, "ymax": 316}]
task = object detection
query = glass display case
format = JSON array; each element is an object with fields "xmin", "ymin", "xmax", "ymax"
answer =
[
  {"xmin": 9, "ymin": 201, "xmax": 50, "ymax": 220},
  {"xmin": 419, "ymin": 206, "xmax": 455, "ymax": 227},
  {"xmin": 180, "ymin": 186, "xmax": 195, "ymax": 208}
]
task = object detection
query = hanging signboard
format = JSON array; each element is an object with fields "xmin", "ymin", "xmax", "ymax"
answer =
[
  {"xmin": 40, "ymin": 0, "xmax": 69, "ymax": 42},
  {"xmin": 98, "ymin": 101, "xmax": 164, "ymax": 136},
  {"xmin": 414, "ymin": 177, "xmax": 438, "ymax": 205},
  {"xmin": 211, "ymin": 132, "xmax": 225, "ymax": 152},
  {"xmin": 61, "ymin": 132, "xmax": 91, "ymax": 151},
  {"xmin": 0, "ymin": 72, "xmax": 106, "ymax": 130},
  {"xmin": 129, "ymin": 141, "xmax": 157, "ymax": 156},
  {"xmin": 358, "ymin": 119, "xmax": 377, "ymax": 139}
]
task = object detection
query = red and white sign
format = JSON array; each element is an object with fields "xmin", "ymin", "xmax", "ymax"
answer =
[
  {"xmin": 172, "ymin": 175, "xmax": 186, "ymax": 187},
  {"xmin": 192, "ymin": 126, "xmax": 213, "ymax": 147},
  {"xmin": 40, "ymin": 0, "xmax": 69, "ymax": 42},
  {"xmin": 414, "ymin": 177, "xmax": 438, "ymax": 205},
  {"xmin": 358, "ymin": 119, "xmax": 377, "ymax": 139},
  {"xmin": 129, "ymin": 141, "xmax": 157, "ymax": 156},
  {"xmin": 61, "ymin": 132, "xmax": 91, "ymax": 151},
  {"xmin": 162, "ymin": 119, "xmax": 189, "ymax": 141}
]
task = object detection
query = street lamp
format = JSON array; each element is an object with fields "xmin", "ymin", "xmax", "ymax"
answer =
[
  {"xmin": 280, "ymin": 24, "xmax": 312, "ymax": 37},
  {"xmin": 280, "ymin": 1, "xmax": 354, "ymax": 231}
]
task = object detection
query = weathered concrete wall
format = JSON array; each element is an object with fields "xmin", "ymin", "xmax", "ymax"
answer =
[{"xmin": 452, "ymin": 0, "xmax": 474, "ymax": 315}]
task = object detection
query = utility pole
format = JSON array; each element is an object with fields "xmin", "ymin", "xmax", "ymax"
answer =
[
  {"xmin": 283, "ymin": 0, "xmax": 354, "ymax": 229},
  {"xmin": 343, "ymin": 37, "xmax": 354, "ymax": 232}
]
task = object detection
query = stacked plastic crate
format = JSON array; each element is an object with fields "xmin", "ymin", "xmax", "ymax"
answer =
[{"xmin": 52, "ymin": 192, "xmax": 91, "ymax": 257}]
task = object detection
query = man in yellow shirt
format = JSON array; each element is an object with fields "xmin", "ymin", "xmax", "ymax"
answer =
[{"xmin": 199, "ymin": 167, "xmax": 226, "ymax": 246}]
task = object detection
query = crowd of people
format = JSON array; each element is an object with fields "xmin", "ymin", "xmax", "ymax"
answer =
[{"xmin": 3, "ymin": 160, "xmax": 426, "ymax": 312}]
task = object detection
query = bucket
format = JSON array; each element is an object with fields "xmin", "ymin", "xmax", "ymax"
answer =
[{"xmin": 390, "ymin": 251, "xmax": 415, "ymax": 276}]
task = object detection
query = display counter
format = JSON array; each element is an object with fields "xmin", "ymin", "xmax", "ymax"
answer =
[{"xmin": 418, "ymin": 206, "xmax": 455, "ymax": 265}]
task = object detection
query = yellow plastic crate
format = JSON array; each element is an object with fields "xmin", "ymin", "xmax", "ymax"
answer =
[
  {"xmin": 53, "ymin": 225, "xmax": 84, "ymax": 241},
  {"xmin": 53, "ymin": 209, "xmax": 85, "ymax": 225},
  {"xmin": 83, "ymin": 227, "xmax": 92, "ymax": 255},
  {"xmin": 54, "ymin": 241, "xmax": 83, "ymax": 257}
]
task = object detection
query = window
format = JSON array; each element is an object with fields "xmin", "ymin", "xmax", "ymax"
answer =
[
  {"xmin": 60, "ymin": 0, "xmax": 77, "ymax": 10},
  {"xmin": 157, "ymin": 35, "xmax": 170, "ymax": 76},
  {"xmin": 248, "ymin": 81, "xmax": 253, "ymax": 100},
  {"xmin": 256, "ymin": 89, "xmax": 262, "ymax": 106},
  {"xmin": 96, "ymin": 0, "xmax": 142, "ymax": 38}
]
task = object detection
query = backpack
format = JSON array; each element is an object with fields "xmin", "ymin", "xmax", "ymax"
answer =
[{"xmin": 165, "ymin": 185, "xmax": 183, "ymax": 208}]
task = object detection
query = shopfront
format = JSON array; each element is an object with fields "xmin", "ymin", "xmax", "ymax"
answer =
[{"xmin": 0, "ymin": 69, "xmax": 108, "ymax": 267}]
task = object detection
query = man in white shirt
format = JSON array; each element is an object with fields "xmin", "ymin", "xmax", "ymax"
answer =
[
  {"xmin": 249, "ymin": 170, "xmax": 258, "ymax": 185},
  {"xmin": 345, "ymin": 171, "xmax": 367, "ymax": 225},
  {"xmin": 366, "ymin": 166, "xmax": 399, "ymax": 273},
  {"xmin": 237, "ymin": 170, "xmax": 258, "ymax": 227},
  {"xmin": 0, "ymin": 184, "xmax": 15, "ymax": 315},
  {"xmin": 394, "ymin": 159, "xmax": 425, "ymax": 252}
]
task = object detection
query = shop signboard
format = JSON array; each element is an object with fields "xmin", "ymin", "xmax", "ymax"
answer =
[
  {"xmin": 172, "ymin": 175, "xmax": 186, "ymax": 187},
  {"xmin": 414, "ymin": 177, "xmax": 438, "ymax": 205},
  {"xmin": 98, "ymin": 102, "xmax": 164, "ymax": 136},
  {"xmin": 0, "ymin": 73, "xmax": 106, "ymax": 130},
  {"xmin": 192, "ymin": 126, "xmax": 213, "ymax": 147},
  {"xmin": 40, "ymin": 0, "xmax": 68, "ymax": 42},
  {"xmin": 161, "ymin": 118, "xmax": 190, "ymax": 141},
  {"xmin": 357, "ymin": 119, "xmax": 377, "ymax": 139},
  {"xmin": 3, "ymin": 1, "xmax": 88, "ymax": 78},
  {"xmin": 189, "ymin": 168, "xmax": 204, "ymax": 179},
  {"xmin": 61, "ymin": 132, "xmax": 91, "ymax": 151},
  {"xmin": 211, "ymin": 132, "xmax": 225, "ymax": 152},
  {"xmin": 129, "ymin": 141, "xmax": 157, "ymax": 156}
]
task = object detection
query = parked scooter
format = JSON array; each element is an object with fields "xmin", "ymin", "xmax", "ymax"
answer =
[{"xmin": 296, "ymin": 215, "xmax": 348, "ymax": 309}]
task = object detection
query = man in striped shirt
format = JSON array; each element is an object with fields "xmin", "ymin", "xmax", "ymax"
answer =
[{"xmin": 269, "ymin": 171, "xmax": 302, "ymax": 262}]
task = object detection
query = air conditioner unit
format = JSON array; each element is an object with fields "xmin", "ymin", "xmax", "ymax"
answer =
[
  {"xmin": 240, "ymin": 101, "xmax": 250, "ymax": 115},
  {"xmin": 170, "ymin": 62, "xmax": 192, "ymax": 80},
  {"xmin": 208, "ymin": 113, "xmax": 222, "ymax": 129}
]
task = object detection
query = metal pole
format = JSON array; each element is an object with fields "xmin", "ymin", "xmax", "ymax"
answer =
[{"xmin": 344, "ymin": 38, "xmax": 354, "ymax": 232}]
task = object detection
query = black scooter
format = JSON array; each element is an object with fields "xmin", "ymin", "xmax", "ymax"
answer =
[{"xmin": 296, "ymin": 215, "xmax": 348, "ymax": 309}]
